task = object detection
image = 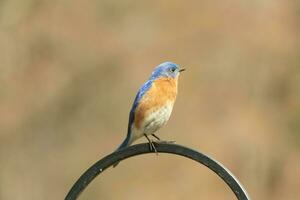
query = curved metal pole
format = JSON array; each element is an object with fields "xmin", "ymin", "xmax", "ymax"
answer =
[{"xmin": 65, "ymin": 143, "xmax": 250, "ymax": 200}]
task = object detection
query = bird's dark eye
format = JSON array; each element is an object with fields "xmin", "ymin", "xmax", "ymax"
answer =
[{"xmin": 170, "ymin": 68, "xmax": 176, "ymax": 72}]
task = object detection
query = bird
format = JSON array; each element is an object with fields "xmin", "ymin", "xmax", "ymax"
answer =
[{"xmin": 113, "ymin": 62, "xmax": 185, "ymax": 167}]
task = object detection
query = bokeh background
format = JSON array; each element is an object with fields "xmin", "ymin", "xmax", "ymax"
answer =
[{"xmin": 1, "ymin": 0, "xmax": 300, "ymax": 199}]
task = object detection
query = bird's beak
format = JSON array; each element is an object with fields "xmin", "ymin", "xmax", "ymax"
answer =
[{"xmin": 179, "ymin": 68, "xmax": 186, "ymax": 73}]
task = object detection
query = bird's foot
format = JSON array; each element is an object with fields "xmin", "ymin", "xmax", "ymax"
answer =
[
  {"xmin": 154, "ymin": 140, "xmax": 176, "ymax": 144},
  {"xmin": 149, "ymin": 140, "xmax": 158, "ymax": 155},
  {"xmin": 151, "ymin": 134, "xmax": 175, "ymax": 144},
  {"xmin": 144, "ymin": 134, "xmax": 158, "ymax": 155}
]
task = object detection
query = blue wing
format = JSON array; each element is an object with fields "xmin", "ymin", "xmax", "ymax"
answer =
[
  {"xmin": 115, "ymin": 79, "xmax": 153, "ymax": 151},
  {"xmin": 128, "ymin": 79, "xmax": 153, "ymax": 134},
  {"xmin": 131, "ymin": 80, "xmax": 153, "ymax": 115}
]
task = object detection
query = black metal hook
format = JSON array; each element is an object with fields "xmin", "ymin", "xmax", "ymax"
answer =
[{"xmin": 65, "ymin": 143, "xmax": 250, "ymax": 200}]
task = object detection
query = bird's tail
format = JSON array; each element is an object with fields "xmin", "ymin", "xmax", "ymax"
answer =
[{"xmin": 113, "ymin": 135, "xmax": 132, "ymax": 167}]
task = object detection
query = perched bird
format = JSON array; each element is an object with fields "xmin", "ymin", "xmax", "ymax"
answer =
[{"xmin": 113, "ymin": 62, "xmax": 185, "ymax": 167}]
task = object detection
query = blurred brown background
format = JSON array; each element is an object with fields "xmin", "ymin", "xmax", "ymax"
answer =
[{"xmin": 1, "ymin": 0, "xmax": 300, "ymax": 199}]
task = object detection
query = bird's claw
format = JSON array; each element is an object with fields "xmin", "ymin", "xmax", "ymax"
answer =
[
  {"xmin": 148, "ymin": 140, "xmax": 158, "ymax": 155},
  {"xmin": 148, "ymin": 140, "xmax": 176, "ymax": 155},
  {"xmin": 154, "ymin": 140, "xmax": 176, "ymax": 144}
]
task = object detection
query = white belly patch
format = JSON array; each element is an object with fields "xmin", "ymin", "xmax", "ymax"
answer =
[{"xmin": 142, "ymin": 103, "xmax": 174, "ymax": 135}]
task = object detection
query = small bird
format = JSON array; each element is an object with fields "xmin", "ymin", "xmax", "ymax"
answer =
[{"xmin": 113, "ymin": 62, "xmax": 185, "ymax": 167}]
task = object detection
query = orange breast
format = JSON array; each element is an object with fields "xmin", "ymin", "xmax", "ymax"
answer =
[{"xmin": 134, "ymin": 77, "xmax": 178, "ymax": 129}]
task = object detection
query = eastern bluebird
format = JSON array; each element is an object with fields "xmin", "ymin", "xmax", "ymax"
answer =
[{"xmin": 113, "ymin": 62, "xmax": 185, "ymax": 167}]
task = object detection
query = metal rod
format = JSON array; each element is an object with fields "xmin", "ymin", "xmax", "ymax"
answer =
[{"xmin": 65, "ymin": 143, "xmax": 250, "ymax": 200}]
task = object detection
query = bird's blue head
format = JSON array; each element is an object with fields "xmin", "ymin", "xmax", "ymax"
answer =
[{"xmin": 150, "ymin": 62, "xmax": 185, "ymax": 80}]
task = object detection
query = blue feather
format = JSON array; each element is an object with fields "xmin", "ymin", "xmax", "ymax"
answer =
[{"xmin": 115, "ymin": 79, "xmax": 153, "ymax": 151}]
